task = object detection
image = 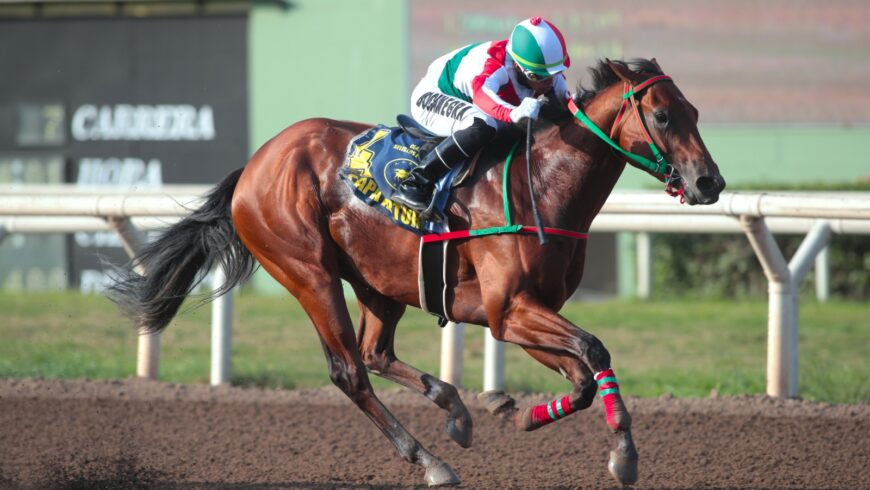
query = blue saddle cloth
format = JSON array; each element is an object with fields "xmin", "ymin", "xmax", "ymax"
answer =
[{"xmin": 340, "ymin": 125, "xmax": 461, "ymax": 234}]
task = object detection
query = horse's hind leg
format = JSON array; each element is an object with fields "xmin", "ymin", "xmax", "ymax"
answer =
[
  {"xmin": 250, "ymin": 244, "xmax": 460, "ymax": 486},
  {"xmin": 354, "ymin": 286, "xmax": 473, "ymax": 448}
]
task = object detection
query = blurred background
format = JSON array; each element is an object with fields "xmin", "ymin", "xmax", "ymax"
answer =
[{"xmin": 1, "ymin": 0, "xmax": 867, "ymax": 297}]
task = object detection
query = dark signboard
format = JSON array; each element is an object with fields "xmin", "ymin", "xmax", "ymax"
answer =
[{"xmin": 0, "ymin": 15, "xmax": 248, "ymax": 290}]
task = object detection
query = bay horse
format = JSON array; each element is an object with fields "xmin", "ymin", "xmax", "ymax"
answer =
[{"xmin": 109, "ymin": 58, "xmax": 725, "ymax": 487}]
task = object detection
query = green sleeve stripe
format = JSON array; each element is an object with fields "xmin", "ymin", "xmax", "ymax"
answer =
[
  {"xmin": 600, "ymin": 387, "xmax": 620, "ymax": 397},
  {"xmin": 436, "ymin": 43, "xmax": 480, "ymax": 103},
  {"xmin": 596, "ymin": 376, "xmax": 618, "ymax": 386}
]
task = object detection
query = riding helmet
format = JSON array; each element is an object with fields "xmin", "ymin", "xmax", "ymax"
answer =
[{"xmin": 507, "ymin": 16, "xmax": 571, "ymax": 78}]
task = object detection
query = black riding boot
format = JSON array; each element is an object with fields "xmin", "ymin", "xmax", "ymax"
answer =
[{"xmin": 392, "ymin": 119, "xmax": 495, "ymax": 214}]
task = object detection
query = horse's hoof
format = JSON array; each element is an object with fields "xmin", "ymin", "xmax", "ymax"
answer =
[
  {"xmin": 424, "ymin": 461, "xmax": 461, "ymax": 487},
  {"xmin": 477, "ymin": 390, "xmax": 517, "ymax": 420},
  {"xmin": 608, "ymin": 449, "xmax": 639, "ymax": 486},
  {"xmin": 447, "ymin": 414, "xmax": 473, "ymax": 448}
]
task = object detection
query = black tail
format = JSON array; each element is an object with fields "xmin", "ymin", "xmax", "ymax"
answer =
[{"xmin": 107, "ymin": 168, "xmax": 255, "ymax": 333}]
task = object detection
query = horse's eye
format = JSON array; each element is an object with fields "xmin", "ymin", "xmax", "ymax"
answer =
[{"xmin": 654, "ymin": 111, "xmax": 669, "ymax": 125}]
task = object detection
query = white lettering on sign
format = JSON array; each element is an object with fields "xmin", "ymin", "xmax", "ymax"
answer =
[
  {"xmin": 76, "ymin": 157, "xmax": 163, "ymax": 188},
  {"xmin": 74, "ymin": 157, "xmax": 164, "ymax": 248},
  {"xmin": 71, "ymin": 104, "xmax": 216, "ymax": 141}
]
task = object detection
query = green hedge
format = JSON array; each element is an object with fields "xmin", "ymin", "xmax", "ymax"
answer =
[
  {"xmin": 651, "ymin": 234, "xmax": 869, "ymax": 300},
  {"xmin": 648, "ymin": 180, "xmax": 870, "ymax": 300}
]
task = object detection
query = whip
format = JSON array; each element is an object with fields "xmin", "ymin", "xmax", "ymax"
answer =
[{"xmin": 526, "ymin": 116, "xmax": 548, "ymax": 245}]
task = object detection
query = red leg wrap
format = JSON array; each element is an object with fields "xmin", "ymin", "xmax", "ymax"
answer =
[
  {"xmin": 595, "ymin": 368, "xmax": 626, "ymax": 431},
  {"xmin": 529, "ymin": 396, "xmax": 573, "ymax": 428}
]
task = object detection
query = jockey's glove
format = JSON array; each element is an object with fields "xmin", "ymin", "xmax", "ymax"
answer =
[{"xmin": 509, "ymin": 97, "xmax": 542, "ymax": 123}]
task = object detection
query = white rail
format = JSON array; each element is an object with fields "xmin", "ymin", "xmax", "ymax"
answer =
[
  {"xmin": 0, "ymin": 194, "xmax": 204, "ymax": 217},
  {"xmin": 2, "ymin": 189, "xmax": 869, "ymax": 398},
  {"xmin": 602, "ymin": 191, "xmax": 870, "ymax": 219},
  {"xmin": 0, "ymin": 186, "xmax": 227, "ymax": 385}
]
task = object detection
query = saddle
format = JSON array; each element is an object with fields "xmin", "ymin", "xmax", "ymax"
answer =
[{"xmin": 396, "ymin": 114, "xmax": 441, "ymax": 143}]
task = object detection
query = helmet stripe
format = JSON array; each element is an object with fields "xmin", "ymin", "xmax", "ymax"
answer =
[
  {"xmin": 510, "ymin": 25, "xmax": 546, "ymax": 66},
  {"xmin": 532, "ymin": 21, "xmax": 565, "ymax": 64},
  {"xmin": 511, "ymin": 49, "xmax": 566, "ymax": 70},
  {"xmin": 542, "ymin": 19, "xmax": 567, "ymax": 58}
]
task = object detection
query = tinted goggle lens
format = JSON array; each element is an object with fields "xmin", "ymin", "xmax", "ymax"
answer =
[{"xmin": 519, "ymin": 65, "xmax": 553, "ymax": 82}]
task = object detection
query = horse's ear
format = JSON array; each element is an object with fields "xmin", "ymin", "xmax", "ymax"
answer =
[
  {"xmin": 650, "ymin": 57, "xmax": 664, "ymax": 73},
  {"xmin": 606, "ymin": 58, "xmax": 640, "ymax": 84}
]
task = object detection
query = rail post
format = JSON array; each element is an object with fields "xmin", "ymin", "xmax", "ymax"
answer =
[
  {"xmin": 740, "ymin": 215, "xmax": 795, "ymax": 398},
  {"xmin": 484, "ymin": 330, "xmax": 505, "ymax": 391},
  {"xmin": 636, "ymin": 232, "xmax": 652, "ymax": 299},
  {"xmin": 440, "ymin": 322, "xmax": 465, "ymax": 386},
  {"xmin": 107, "ymin": 217, "xmax": 161, "ymax": 381},
  {"xmin": 210, "ymin": 265, "xmax": 234, "ymax": 386},
  {"xmin": 740, "ymin": 217, "xmax": 832, "ymax": 398},
  {"xmin": 814, "ymin": 245, "xmax": 830, "ymax": 302}
]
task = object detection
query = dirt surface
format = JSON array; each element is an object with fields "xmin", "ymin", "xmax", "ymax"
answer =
[{"xmin": 0, "ymin": 378, "xmax": 867, "ymax": 490}]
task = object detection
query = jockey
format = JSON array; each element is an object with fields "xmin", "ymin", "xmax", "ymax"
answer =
[{"xmin": 391, "ymin": 16, "xmax": 572, "ymax": 214}]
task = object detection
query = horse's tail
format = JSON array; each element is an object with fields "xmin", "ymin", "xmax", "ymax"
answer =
[{"xmin": 107, "ymin": 168, "xmax": 256, "ymax": 334}]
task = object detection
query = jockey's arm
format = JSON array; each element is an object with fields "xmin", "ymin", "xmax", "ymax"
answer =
[
  {"xmin": 471, "ymin": 68, "xmax": 573, "ymax": 123},
  {"xmin": 471, "ymin": 67, "xmax": 516, "ymax": 123}
]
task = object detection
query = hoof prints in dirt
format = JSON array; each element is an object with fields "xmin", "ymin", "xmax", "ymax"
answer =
[
  {"xmin": 35, "ymin": 457, "xmax": 164, "ymax": 490},
  {"xmin": 1, "ymin": 378, "xmax": 868, "ymax": 490}
]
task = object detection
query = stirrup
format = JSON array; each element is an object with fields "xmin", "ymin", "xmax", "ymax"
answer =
[
  {"xmin": 390, "ymin": 185, "xmax": 430, "ymax": 212},
  {"xmin": 391, "ymin": 187, "xmax": 442, "ymax": 223},
  {"xmin": 418, "ymin": 198, "xmax": 444, "ymax": 223}
]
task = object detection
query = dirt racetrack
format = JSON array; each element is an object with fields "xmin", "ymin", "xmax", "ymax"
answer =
[{"xmin": 0, "ymin": 378, "xmax": 867, "ymax": 490}]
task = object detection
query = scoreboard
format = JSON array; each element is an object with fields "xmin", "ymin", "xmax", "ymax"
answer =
[{"xmin": 0, "ymin": 15, "xmax": 248, "ymax": 290}]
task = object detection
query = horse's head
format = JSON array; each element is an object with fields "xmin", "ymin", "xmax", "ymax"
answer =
[{"xmin": 605, "ymin": 59, "xmax": 726, "ymax": 204}]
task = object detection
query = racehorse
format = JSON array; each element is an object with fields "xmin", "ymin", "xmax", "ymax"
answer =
[{"xmin": 109, "ymin": 58, "xmax": 725, "ymax": 487}]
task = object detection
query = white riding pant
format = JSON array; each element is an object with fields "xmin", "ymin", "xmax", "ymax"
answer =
[{"xmin": 410, "ymin": 77, "xmax": 502, "ymax": 137}]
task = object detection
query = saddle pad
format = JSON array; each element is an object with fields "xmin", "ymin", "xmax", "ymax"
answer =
[{"xmin": 340, "ymin": 125, "xmax": 461, "ymax": 234}]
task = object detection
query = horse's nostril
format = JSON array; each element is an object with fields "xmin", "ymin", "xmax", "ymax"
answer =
[{"xmin": 696, "ymin": 176, "xmax": 718, "ymax": 194}]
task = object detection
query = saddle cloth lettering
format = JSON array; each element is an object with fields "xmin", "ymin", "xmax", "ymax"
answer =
[{"xmin": 340, "ymin": 125, "xmax": 461, "ymax": 234}]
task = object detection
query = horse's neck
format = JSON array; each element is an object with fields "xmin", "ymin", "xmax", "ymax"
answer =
[{"xmin": 536, "ymin": 85, "xmax": 628, "ymax": 233}]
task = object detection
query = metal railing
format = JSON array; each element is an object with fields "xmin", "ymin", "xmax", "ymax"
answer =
[{"xmin": 2, "ymin": 187, "xmax": 869, "ymax": 398}]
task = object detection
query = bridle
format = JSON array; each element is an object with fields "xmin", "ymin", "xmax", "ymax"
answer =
[{"xmin": 567, "ymin": 74, "xmax": 685, "ymax": 200}]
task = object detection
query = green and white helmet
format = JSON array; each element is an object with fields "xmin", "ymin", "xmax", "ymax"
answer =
[{"xmin": 507, "ymin": 16, "xmax": 570, "ymax": 78}]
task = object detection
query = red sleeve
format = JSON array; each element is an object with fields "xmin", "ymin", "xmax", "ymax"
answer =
[{"xmin": 470, "ymin": 40, "xmax": 515, "ymax": 123}]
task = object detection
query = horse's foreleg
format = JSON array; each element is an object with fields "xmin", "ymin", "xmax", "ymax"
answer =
[
  {"xmin": 480, "ymin": 346, "xmax": 598, "ymax": 430},
  {"xmin": 354, "ymin": 288, "xmax": 473, "ymax": 448},
  {"xmin": 478, "ymin": 348, "xmax": 598, "ymax": 436},
  {"xmin": 488, "ymin": 294, "xmax": 638, "ymax": 486}
]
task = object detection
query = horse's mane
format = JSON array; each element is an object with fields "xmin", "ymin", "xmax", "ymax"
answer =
[
  {"xmin": 530, "ymin": 57, "xmax": 663, "ymax": 133},
  {"xmin": 576, "ymin": 58, "xmax": 663, "ymax": 103}
]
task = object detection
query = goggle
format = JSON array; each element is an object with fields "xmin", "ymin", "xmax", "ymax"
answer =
[{"xmin": 516, "ymin": 63, "xmax": 554, "ymax": 82}]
